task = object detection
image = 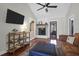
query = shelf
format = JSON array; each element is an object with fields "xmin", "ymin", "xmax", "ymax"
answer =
[{"xmin": 8, "ymin": 31, "xmax": 30, "ymax": 53}]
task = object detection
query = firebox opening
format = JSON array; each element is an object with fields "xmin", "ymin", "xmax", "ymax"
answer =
[{"xmin": 38, "ymin": 28, "xmax": 46, "ymax": 35}]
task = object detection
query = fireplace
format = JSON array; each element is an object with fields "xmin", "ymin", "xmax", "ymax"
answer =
[
  {"xmin": 38, "ymin": 28, "xmax": 46, "ymax": 35},
  {"xmin": 36, "ymin": 23, "xmax": 48, "ymax": 36}
]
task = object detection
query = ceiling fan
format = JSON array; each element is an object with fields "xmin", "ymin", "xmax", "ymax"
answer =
[{"xmin": 36, "ymin": 3, "xmax": 57, "ymax": 12}]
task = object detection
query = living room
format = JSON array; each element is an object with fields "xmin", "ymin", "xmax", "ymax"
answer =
[{"xmin": 0, "ymin": 3, "xmax": 79, "ymax": 56}]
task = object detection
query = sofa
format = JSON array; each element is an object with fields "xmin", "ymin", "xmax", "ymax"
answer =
[{"xmin": 57, "ymin": 33, "xmax": 79, "ymax": 56}]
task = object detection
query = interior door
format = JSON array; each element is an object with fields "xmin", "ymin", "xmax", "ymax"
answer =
[{"xmin": 50, "ymin": 21, "xmax": 57, "ymax": 40}]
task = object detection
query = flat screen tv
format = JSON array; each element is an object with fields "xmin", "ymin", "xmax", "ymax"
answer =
[{"xmin": 6, "ymin": 9, "xmax": 24, "ymax": 24}]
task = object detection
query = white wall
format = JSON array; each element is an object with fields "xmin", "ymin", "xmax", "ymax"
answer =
[
  {"xmin": 53, "ymin": 17, "xmax": 68, "ymax": 38},
  {"xmin": 66, "ymin": 3, "xmax": 79, "ymax": 35},
  {"xmin": 35, "ymin": 16, "xmax": 68, "ymax": 39},
  {"xmin": 29, "ymin": 17, "xmax": 36, "ymax": 41},
  {"xmin": 29, "ymin": 3, "xmax": 71, "ymax": 39},
  {"xmin": 0, "ymin": 3, "xmax": 36, "ymax": 55},
  {"xmin": 35, "ymin": 3, "xmax": 79, "ymax": 39}
]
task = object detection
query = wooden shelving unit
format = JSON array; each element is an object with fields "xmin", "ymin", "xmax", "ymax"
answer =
[{"xmin": 8, "ymin": 31, "xmax": 30, "ymax": 54}]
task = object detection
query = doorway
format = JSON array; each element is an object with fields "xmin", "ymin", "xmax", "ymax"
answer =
[
  {"xmin": 50, "ymin": 21, "xmax": 57, "ymax": 40},
  {"xmin": 30, "ymin": 21, "xmax": 34, "ymax": 31}
]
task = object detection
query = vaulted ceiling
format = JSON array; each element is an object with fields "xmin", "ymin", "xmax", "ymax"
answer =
[{"xmin": 28, "ymin": 3, "xmax": 71, "ymax": 19}]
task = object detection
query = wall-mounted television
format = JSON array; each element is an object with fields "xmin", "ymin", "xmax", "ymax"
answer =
[{"xmin": 6, "ymin": 9, "xmax": 24, "ymax": 25}]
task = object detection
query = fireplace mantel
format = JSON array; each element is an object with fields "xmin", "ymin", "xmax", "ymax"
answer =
[{"xmin": 36, "ymin": 23, "xmax": 48, "ymax": 26}]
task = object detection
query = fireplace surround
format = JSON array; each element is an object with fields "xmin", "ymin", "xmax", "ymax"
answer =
[{"xmin": 36, "ymin": 23, "xmax": 48, "ymax": 36}]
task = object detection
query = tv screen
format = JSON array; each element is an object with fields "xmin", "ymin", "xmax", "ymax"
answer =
[{"xmin": 6, "ymin": 9, "xmax": 24, "ymax": 24}]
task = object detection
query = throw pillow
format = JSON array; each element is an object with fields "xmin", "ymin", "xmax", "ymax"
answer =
[{"xmin": 66, "ymin": 36, "xmax": 75, "ymax": 44}]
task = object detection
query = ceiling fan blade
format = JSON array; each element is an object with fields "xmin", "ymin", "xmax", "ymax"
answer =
[
  {"xmin": 37, "ymin": 7, "xmax": 44, "ymax": 11},
  {"xmin": 46, "ymin": 3, "xmax": 50, "ymax": 6},
  {"xmin": 45, "ymin": 8, "xmax": 48, "ymax": 12},
  {"xmin": 47, "ymin": 6, "xmax": 57, "ymax": 8},
  {"xmin": 37, "ymin": 3, "xmax": 45, "ymax": 7}
]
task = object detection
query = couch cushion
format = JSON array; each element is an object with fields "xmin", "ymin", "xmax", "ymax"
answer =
[
  {"xmin": 63, "ymin": 45, "xmax": 79, "ymax": 56},
  {"xmin": 59, "ymin": 35, "xmax": 68, "ymax": 42},
  {"xmin": 57, "ymin": 40, "xmax": 79, "ymax": 55},
  {"xmin": 66, "ymin": 36, "xmax": 75, "ymax": 44},
  {"xmin": 74, "ymin": 33, "xmax": 79, "ymax": 47}
]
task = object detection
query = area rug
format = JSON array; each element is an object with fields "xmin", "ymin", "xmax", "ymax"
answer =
[{"xmin": 29, "ymin": 42, "xmax": 57, "ymax": 56}]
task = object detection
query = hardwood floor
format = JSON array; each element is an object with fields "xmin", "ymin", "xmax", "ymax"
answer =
[
  {"xmin": 2, "ymin": 39, "xmax": 49, "ymax": 56},
  {"xmin": 2, "ymin": 39, "xmax": 39, "ymax": 56},
  {"xmin": 2, "ymin": 44, "xmax": 30, "ymax": 56}
]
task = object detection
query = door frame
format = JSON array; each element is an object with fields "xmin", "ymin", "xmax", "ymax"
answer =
[{"xmin": 50, "ymin": 21, "xmax": 57, "ymax": 39}]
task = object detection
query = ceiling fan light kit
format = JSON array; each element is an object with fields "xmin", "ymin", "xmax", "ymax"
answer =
[{"xmin": 37, "ymin": 3, "xmax": 57, "ymax": 12}]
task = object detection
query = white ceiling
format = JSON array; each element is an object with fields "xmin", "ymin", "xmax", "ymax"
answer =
[{"xmin": 28, "ymin": 3, "xmax": 71, "ymax": 19}]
